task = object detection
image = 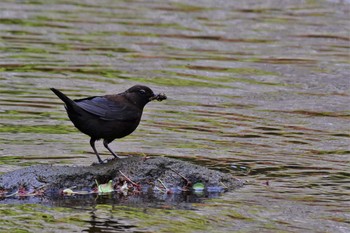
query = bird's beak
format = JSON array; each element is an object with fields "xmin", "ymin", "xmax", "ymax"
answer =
[{"xmin": 149, "ymin": 93, "xmax": 167, "ymax": 101}]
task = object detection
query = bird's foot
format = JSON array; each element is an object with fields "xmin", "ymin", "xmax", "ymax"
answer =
[
  {"xmin": 91, "ymin": 157, "xmax": 116, "ymax": 166},
  {"xmin": 104, "ymin": 157, "xmax": 119, "ymax": 163}
]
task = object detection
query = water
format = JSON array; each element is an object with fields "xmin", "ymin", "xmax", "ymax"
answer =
[{"xmin": 0, "ymin": 0, "xmax": 349, "ymax": 232}]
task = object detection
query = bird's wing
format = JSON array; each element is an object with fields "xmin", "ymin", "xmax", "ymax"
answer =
[{"xmin": 75, "ymin": 96, "xmax": 140, "ymax": 121}]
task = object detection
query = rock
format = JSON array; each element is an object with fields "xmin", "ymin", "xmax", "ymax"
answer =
[{"xmin": 0, "ymin": 156, "xmax": 244, "ymax": 201}]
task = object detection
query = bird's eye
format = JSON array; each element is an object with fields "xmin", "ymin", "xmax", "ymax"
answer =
[{"xmin": 139, "ymin": 89, "xmax": 146, "ymax": 95}]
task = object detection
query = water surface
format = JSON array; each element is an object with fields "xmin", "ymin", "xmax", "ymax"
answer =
[{"xmin": 0, "ymin": 0, "xmax": 349, "ymax": 232}]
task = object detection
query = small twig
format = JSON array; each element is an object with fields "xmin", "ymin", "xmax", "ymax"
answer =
[
  {"xmin": 32, "ymin": 184, "xmax": 48, "ymax": 194},
  {"xmin": 154, "ymin": 186, "xmax": 166, "ymax": 193},
  {"xmin": 219, "ymin": 182, "xmax": 228, "ymax": 189},
  {"xmin": 119, "ymin": 170, "xmax": 139, "ymax": 187},
  {"xmin": 66, "ymin": 185, "xmax": 77, "ymax": 190},
  {"xmin": 35, "ymin": 184, "xmax": 49, "ymax": 190},
  {"xmin": 169, "ymin": 168, "xmax": 192, "ymax": 191},
  {"xmin": 170, "ymin": 168, "xmax": 192, "ymax": 185},
  {"xmin": 5, "ymin": 191, "xmax": 18, "ymax": 198},
  {"xmin": 169, "ymin": 168, "xmax": 189, "ymax": 184},
  {"xmin": 157, "ymin": 179, "xmax": 168, "ymax": 190}
]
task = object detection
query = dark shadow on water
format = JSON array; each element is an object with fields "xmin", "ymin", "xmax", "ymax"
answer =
[
  {"xmin": 0, "ymin": 188, "xmax": 223, "ymax": 210},
  {"xmin": 83, "ymin": 211, "xmax": 137, "ymax": 233}
]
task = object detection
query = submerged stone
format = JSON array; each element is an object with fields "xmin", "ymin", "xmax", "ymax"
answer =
[{"xmin": 0, "ymin": 156, "xmax": 244, "ymax": 203}]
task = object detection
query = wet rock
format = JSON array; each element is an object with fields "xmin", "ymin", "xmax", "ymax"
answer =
[{"xmin": 0, "ymin": 156, "xmax": 244, "ymax": 198}]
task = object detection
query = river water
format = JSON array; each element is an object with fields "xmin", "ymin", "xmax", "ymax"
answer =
[{"xmin": 0, "ymin": 0, "xmax": 349, "ymax": 232}]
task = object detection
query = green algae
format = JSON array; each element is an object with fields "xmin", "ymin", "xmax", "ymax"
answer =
[
  {"xmin": 0, "ymin": 64, "xmax": 123, "ymax": 77},
  {"xmin": 0, "ymin": 204, "xmax": 88, "ymax": 233},
  {"xmin": 96, "ymin": 205, "xmax": 219, "ymax": 232},
  {"xmin": 156, "ymin": 67, "xmax": 283, "ymax": 86},
  {"xmin": 0, "ymin": 124, "xmax": 75, "ymax": 134},
  {"xmin": 171, "ymin": 3, "xmax": 214, "ymax": 12},
  {"xmin": 117, "ymin": 74, "xmax": 227, "ymax": 88},
  {"xmin": 172, "ymin": 65, "xmax": 280, "ymax": 76}
]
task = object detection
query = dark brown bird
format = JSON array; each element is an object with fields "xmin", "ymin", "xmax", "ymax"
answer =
[{"xmin": 50, "ymin": 85, "xmax": 166, "ymax": 163}]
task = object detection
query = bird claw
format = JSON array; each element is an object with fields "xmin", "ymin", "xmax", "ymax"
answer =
[
  {"xmin": 104, "ymin": 157, "xmax": 118, "ymax": 163},
  {"xmin": 91, "ymin": 161, "xmax": 102, "ymax": 166},
  {"xmin": 91, "ymin": 157, "xmax": 118, "ymax": 166}
]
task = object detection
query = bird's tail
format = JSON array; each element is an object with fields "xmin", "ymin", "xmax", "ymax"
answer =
[{"xmin": 50, "ymin": 88, "xmax": 76, "ymax": 109}]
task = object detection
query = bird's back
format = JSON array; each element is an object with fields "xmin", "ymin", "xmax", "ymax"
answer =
[{"xmin": 51, "ymin": 88, "xmax": 143, "ymax": 142}]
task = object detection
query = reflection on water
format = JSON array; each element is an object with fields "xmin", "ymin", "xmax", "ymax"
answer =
[{"xmin": 0, "ymin": 0, "xmax": 349, "ymax": 232}]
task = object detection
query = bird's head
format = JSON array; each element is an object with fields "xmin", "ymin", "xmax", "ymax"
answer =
[{"xmin": 124, "ymin": 85, "xmax": 167, "ymax": 107}]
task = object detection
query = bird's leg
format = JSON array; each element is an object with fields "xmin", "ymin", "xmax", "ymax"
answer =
[
  {"xmin": 103, "ymin": 139, "xmax": 120, "ymax": 159},
  {"xmin": 90, "ymin": 138, "xmax": 103, "ymax": 164}
]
